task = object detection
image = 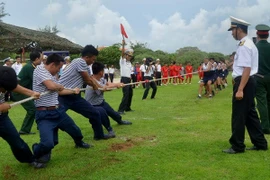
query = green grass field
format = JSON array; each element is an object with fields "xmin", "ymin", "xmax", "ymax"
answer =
[{"xmin": 1, "ymin": 76, "xmax": 270, "ymax": 180}]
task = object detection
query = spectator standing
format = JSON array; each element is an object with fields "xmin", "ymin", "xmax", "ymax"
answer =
[
  {"xmin": 11, "ymin": 56, "xmax": 23, "ymax": 75},
  {"xmin": 104, "ymin": 64, "xmax": 109, "ymax": 82},
  {"xmin": 223, "ymin": 16, "xmax": 267, "ymax": 154},
  {"xmin": 13, "ymin": 51, "xmax": 42, "ymax": 135},
  {"xmin": 155, "ymin": 59, "xmax": 162, "ymax": 86},
  {"xmin": 108, "ymin": 65, "xmax": 115, "ymax": 83},
  {"xmin": 254, "ymin": 24, "xmax": 270, "ymax": 134}
]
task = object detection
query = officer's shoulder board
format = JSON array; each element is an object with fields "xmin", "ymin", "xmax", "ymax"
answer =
[{"xmin": 239, "ymin": 40, "xmax": 246, "ymax": 46}]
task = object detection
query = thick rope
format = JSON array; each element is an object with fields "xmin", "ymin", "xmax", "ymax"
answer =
[{"xmin": 10, "ymin": 71, "xmax": 200, "ymax": 107}]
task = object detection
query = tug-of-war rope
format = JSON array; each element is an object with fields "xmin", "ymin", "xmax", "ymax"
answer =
[{"xmin": 10, "ymin": 71, "xmax": 200, "ymax": 108}]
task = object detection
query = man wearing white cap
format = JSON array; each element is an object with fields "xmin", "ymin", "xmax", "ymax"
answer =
[
  {"xmin": 118, "ymin": 39, "xmax": 134, "ymax": 114},
  {"xmin": 155, "ymin": 59, "xmax": 162, "ymax": 86},
  {"xmin": 223, "ymin": 16, "xmax": 267, "ymax": 154},
  {"xmin": 140, "ymin": 58, "xmax": 146, "ymax": 88}
]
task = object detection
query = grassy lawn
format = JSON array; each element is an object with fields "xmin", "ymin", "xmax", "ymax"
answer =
[{"xmin": 1, "ymin": 75, "xmax": 270, "ymax": 180}]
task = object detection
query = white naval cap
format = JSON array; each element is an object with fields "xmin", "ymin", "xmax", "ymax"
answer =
[
  {"xmin": 228, "ymin": 16, "xmax": 250, "ymax": 31},
  {"xmin": 125, "ymin": 49, "xmax": 134, "ymax": 56},
  {"xmin": 64, "ymin": 56, "xmax": 70, "ymax": 61}
]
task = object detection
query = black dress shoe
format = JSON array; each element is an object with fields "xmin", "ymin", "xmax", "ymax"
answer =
[
  {"xmin": 125, "ymin": 109, "xmax": 134, "ymax": 112},
  {"xmin": 75, "ymin": 141, "xmax": 92, "ymax": 149},
  {"xmin": 118, "ymin": 111, "xmax": 125, "ymax": 115},
  {"xmin": 32, "ymin": 143, "xmax": 52, "ymax": 163},
  {"xmin": 118, "ymin": 120, "xmax": 132, "ymax": 125},
  {"xmin": 246, "ymin": 146, "xmax": 268, "ymax": 151},
  {"xmin": 94, "ymin": 134, "xmax": 111, "ymax": 141},
  {"xmin": 222, "ymin": 148, "xmax": 244, "ymax": 154},
  {"xmin": 30, "ymin": 161, "xmax": 46, "ymax": 168},
  {"xmin": 108, "ymin": 131, "xmax": 116, "ymax": 138}
]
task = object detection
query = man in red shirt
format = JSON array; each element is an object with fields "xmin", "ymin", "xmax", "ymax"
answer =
[{"xmin": 185, "ymin": 62, "xmax": 193, "ymax": 84}]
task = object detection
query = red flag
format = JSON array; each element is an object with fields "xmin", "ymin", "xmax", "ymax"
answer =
[{"xmin": 120, "ymin": 23, "xmax": 128, "ymax": 38}]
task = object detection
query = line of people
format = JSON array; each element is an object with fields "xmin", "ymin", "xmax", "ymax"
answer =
[
  {"xmin": 0, "ymin": 45, "xmax": 133, "ymax": 168},
  {"xmin": 197, "ymin": 57, "xmax": 229, "ymax": 98}
]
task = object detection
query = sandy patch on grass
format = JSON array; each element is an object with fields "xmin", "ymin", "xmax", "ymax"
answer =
[{"xmin": 108, "ymin": 135, "xmax": 157, "ymax": 152}]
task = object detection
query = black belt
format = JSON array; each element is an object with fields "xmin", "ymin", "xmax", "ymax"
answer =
[
  {"xmin": 36, "ymin": 105, "xmax": 59, "ymax": 111},
  {"xmin": 0, "ymin": 112, "xmax": 8, "ymax": 116},
  {"xmin": 255, "ymin": 74, "xmax": 264, "ymax": 78},
  {"xmin": 233, "ymin": 76, "xmax": 254, "ymax": 84}
]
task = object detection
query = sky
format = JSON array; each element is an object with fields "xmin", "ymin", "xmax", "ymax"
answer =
[{"xmin": 2, "ymin": 0, "xmax": 270, "ymax": 55}]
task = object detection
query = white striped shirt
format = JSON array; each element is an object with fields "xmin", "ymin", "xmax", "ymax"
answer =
[
  {"xmin": 33, "ymin": 65, "xmax": 59, "ymax": 107},
  {"xmin": 0, "ymin": 93, "xmax": 4, "ymax": 115},
  {"xmin": 0, "ymin": 93, "xmax": 4, "ymax": 104},
  {"xmin": 59, "ymin": 58, "xmax": 90, "ymax": 88},
  {"xmin": 84, "ymin": 78, "xmax": 106, "ymax": 105}
]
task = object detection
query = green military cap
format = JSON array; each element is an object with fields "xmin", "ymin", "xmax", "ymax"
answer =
[
  {"xmin": 256, "ymin": 24, "xmax": 270, "ymax": 35},
  {"xmin": 256, "ymin": 24, "xmax": 270, "ymax": 31}
]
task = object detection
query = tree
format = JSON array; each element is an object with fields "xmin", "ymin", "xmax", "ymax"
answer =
[
  {"xmin": 207, "ymin": 52, "xmax": 225, "ymax": 61},
  {"xmin": 0, "ymin": 2, "xmax": 10, "ymax": 21},
  {"xmin": 176, "ymin": 47, "xmax": 201, "ymax": 56},
  {"xmin": 37, "ymin": 25, "xmax": 60, "ymax": 34},
  {"xmin": 97, "ymin": 45, "xmax": 121, "ymax": 68}
]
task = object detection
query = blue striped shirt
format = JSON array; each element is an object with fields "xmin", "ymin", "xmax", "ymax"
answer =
[
  {"xmin": 59, "ymin": 58, "xmax": 90, "ymax": 88},
  {"xmin": 0, "ymin": 93, "xmax": 4, "ymax": 104},
  {"xmin": 33, "ymin": 65, "xmax": 59, "ymax": 107}
]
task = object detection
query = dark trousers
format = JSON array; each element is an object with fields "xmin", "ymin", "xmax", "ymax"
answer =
[
  {"xmin": 230, "ymin": 76, "xmax": 267, "ymax": 151},
  {"xmin": 141, "ymin": 72, "xmax": 145, "ymax": 88},
  {"xmin": 33, "ymin": 106, "xmax": 84, "ymax": 159},
  {"xmin": 142, "ymin": 76, "xmax": 157, "ymax": 99},
  {"xmin": 104, "ymin": 74, "xmax": 109, "ymax": 82},
  {"xmin": 118, "ymin": 77, "xmax": 133, "ymax": 112},
  {"xmin": 12, "ymin": 92, "xmax": 35, "ymax": 133},
  {"xmin": 156, "ymin": 72, "xmax": 162, "ymax": 86},
  {"xmin": 109, "ymin": 73, "xmax": 114, "ymax": 83},
  {"xmin": 131, "ymin": 74, "xmax": 137, "ymax": 88},
  {"xmin": 94, "ymin": 101, "xmax": 122, "ymax": 124},
  {"xmin": 58, "ymin": 94, "xmax": 106, "ymax": 139},
  {"xmin": 255, "ymin": 75, "xmax": 270, "ymax": 132},
  {"xmin": 0, "ymin": 113, "xmax": 34, "ymax": 163}
]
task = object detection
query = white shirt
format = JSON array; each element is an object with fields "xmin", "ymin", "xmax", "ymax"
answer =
[
  {"xmin": 12, "ymin": 62, "xmax": 22, "ymax": 75},
  {"xmin": 232, "ymin": 36, "xmax": 258, "ymax": 79},
  {"xmin": 109, "ymin": 68, "xmax": 115, "ymax": 74},
  {"xmin": 156, "ymin": 64, "xmax": 161, "ymax": 72},
  {"xmin": 144, "ymin": 65, "xmax": 154, "ymax": 77},
  {"xmin": 140, "ymin": 64, "xmax": 146, "ymax": 72},
  {"xmin": 104, "ymin": 68, "xmax": 109, "ymax": 74},
  {"xmin": 119, "ymin": 57, "xmax": 132, "ymax": 78}
]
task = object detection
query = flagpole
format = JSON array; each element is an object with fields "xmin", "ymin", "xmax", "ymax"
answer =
[{"xmin": 50, "ymin": 0, "xmax": 53, "ymax": 32}]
